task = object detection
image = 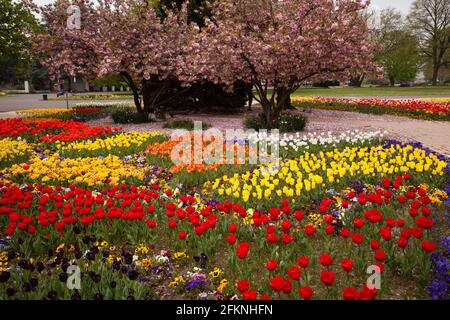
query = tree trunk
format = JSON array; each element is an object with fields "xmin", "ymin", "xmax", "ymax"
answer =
[
  {"xmin": 431, "ymin": 65, "xmax": 439, "ymax": 86},
  {"xmin": 141, "ymin": 78, "xmax": 155, "ymax": 115},
  {"xmin": 247, "ymin": 85, "xmax": 253, "ymax": 111},
  {"xmin": 390, "ymin": 78, "xmax": 395, "ymax": 87},
  {"xmin": 275, "ymin": 88, "xmax": 293, "ymax": 110},
  {"xmin": 120, "ymin": 72, "xmax": 143, "ymax": 113},
  {"xmin": 350, "ymin": 74, "xmax": 365, "ymax": 87},
  {"xmin": 260, "ymin": 87, "xmax": 291, "ymax": 130},
  {"xmin": 264, "ymin": 104, "xmax": 275, "ymax": 130}
]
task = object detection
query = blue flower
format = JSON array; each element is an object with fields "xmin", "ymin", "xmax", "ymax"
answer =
[
  {"xmin": 185, "ymin": 279, "xmax": 205, "ymax": 291},
  {"xmin": 427, "ymin": 278, "xmax": 450, "ymax": 300}
]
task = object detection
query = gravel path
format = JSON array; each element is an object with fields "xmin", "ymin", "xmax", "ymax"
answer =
[{"xmin": 86, "ymin": 108, "xmax": 450, "ymax": 157}]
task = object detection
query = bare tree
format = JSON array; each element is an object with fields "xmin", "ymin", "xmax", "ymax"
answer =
[{"xmin": 408, "ymin": 0, "xmax": 450, "ymax": 85}]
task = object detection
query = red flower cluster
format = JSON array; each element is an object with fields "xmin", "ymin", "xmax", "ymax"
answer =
[
  {"xmin": 343, "ymin": 285, "xmax": 378, "ymax": 300},
  {"xmin": 236, "ymin": 242, "xmax": 250, "ymax": 259},
  {"xmin": 309, "ymin": 97, "xmax": 450, "ymax": 116},
  {"xmin": 0, "ymin": 173, "xmax": 440, "ymax": 300},
  {"xmin": 0, "ymin": 118, "xmax": 119, "ymax": 142}
]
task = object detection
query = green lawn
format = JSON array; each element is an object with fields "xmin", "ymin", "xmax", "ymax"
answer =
[{"xmin": 290, "ymin": 85, "xmax": 450, "ymax": 97}]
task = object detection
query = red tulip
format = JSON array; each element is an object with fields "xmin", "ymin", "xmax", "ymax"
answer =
[
  {"xmin": 266, "ymin": 259, "xmax": 278, "ymax": 271},
  {"xmin": 319, "ymin": 254, "xmax": 333, "ymax": 267},
  {"xmin": 178, "ymin": 230, "xmax": 187, "ymax": 240},
  {"xmin": 287, "ymin": 266, "xmax": 301, "ymax": 280},
  {"xmin": 341, "ymin": 228, "xmax": 350, "ymax": 238},
  {"xmin": 343, "ymin": 287, "xmax": 358, "ymax": 300},
  {"xmin": 297, "ymin": 256, "xmax": 309, "ymax": 268},
  {"xmin": 299, "ymin": 286, "xmax": 313, "ymax": 300},
  {"xmin": 421, "ymin": 241, "xmax": 436, "ymax": 253},
  {"xmin": 227, "ymin": 234, "xmax": 237, "ymax": 245},
  {"xmin": 353, "ymin": 218, "xmax": 364, "ymax": 229},
  {"xmin": 352, "ymin": 233, "xmax": 364, "ymax": 245},
  {"xmin": 237, "ymin": 280, "xmax": 250, "ymax": 292},
  {"xmin": 305, "ymin": 225, "xmax": 316, "ymax": 236},
  {"xmin": 320, "ymin": 270, "xmax": 336, "ymax": 286},
  {"xmin": 269, "ymin": 276, "xmax": 286, "ymax": 292},
  {"xmin": 397, "ymin": 237, "xmax": 408, "ymax": 249},
  {"xmin": 242, "ymin": 290, "xmax": 257, "ymax": 300},
  {"xmin": 236, "ymin": 242, "xmax": 250, "ymax": 259},
  {"xmin": 375, "ymin": 250, "xmax": 386, "ymax": 262},
  {"xmin": 341, "ymin": 259, "xmax": 353, "ymax": 273}
]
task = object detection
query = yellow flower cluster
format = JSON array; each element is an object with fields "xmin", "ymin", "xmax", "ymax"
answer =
[
  {"xmin": 291, "ymin": 97, "xmax": 317, "ymax": 103},
  {"xmin": 0, "ymin": 138, "xmax": 32, "ymax": 165},
  {"xmin": 57, "ymin": 131, "xmax": 163, "ymax": 153},
  {"xmin": 418, "ymin": 183, "xmax": 449, "ymax": 205},
  {"xmin": 173, "ymin": 252, "xmax": 188, "ymax": 260},
  {"xmin": 0, "ymin": 251, "xmax": 8, "ymax": 272},
  {"xmin": 16, "ymin": 108, "xmax": 73, "ymax": 116},
  {"xmin": 169, "ymin": 276, "xmax": 186, "ymax": 288},
  {"xmin": 135, "ymin": 245, "xmax": 150, "ymax": 255},
  {"xmin": 2, "ymin": 154, "xmax": 145, "ymax": 186},
  {"xmin": 209, "ymin": 267, "xmax": 225, "ymax": 279},
  {"xmin": 208, "ymin": 144, "xmax": 447, "ymax": 203},
  {"xmin": 217, "ymin": 279, "xmax": 228, "ymax": 292},
  {"xmin": 422, "ymin": 98, "xmax": 450, "ymax": 104}
]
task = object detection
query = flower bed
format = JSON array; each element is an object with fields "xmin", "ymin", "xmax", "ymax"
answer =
[
  {"xmin": 0, "ymin": 172, "xmax": 447, "ymax": 300},
  {"xmin": 292, "ymin": 97, "xmax": 450, "ymax": 121},
  {"xmin": 58, "ymin": 131, "xmax": 166, "ymax": 158},
  {"xmin": 0, "ymin": 138, "xmax": 32, "ymax": 169},
  {"xmin": 1, "ymin": 154, "xmax": 145, "ymax": 187},
  {"xmin": 16, "ymin": 107, "xmax": 105, "ymax": 121},
  {"xmin": 0, "ymin": 114, "xmax": 448, "ymax": 300},
  {"xmin": 205, "ymin": 143, "xmax": 447, "ymax": 207},
  {"xmin": 0, "ymin": 118, "xmax": 119, "ymax": 143}
]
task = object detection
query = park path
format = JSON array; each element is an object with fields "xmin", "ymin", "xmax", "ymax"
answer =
[
  {"xmin": 0, "ymin": 93, "xmax": 132, "ymax": 112},
  {"xmin": 298, "ymin": 109, "xmax": 450, "ymax": 157}
]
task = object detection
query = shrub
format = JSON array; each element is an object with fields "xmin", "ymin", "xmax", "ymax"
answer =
[
  {"xmin": 277, "ymin": 113, "xmax": 307, "ymax": 132},
  {"xmin": 244, "ymin": 113, "xmax": 267, "ymax": 131},
  {"xmin": 244, "ymin": 113, "xmax": 307, "ymax": 133},
  {"xmin": 111, "ymin": 107, "xmax": 149, "ymax": 124},
  {"xmin": 163, "ymin": 119, "xmax": 212, "ymax": 130}
]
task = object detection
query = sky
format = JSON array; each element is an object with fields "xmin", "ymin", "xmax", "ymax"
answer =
[
  {"xmin": 370, "ymin": 0, "xmax": 413, "ymax": 15},
  {"xmin": 32, "ymin": 0, "xmax": 415, "ymax": 15}
]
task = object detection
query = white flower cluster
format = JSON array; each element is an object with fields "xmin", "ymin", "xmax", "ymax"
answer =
[
  {"xmin": 75, "ymin": 101, "xmax": 134, "ymax": 108},
  {"xmin": 249, "ymin": 129, "xmax": 386, "ymax": 152},
  {"xmin": 154, "ymin": 254, "xmax": 170, "ymax": 264}
]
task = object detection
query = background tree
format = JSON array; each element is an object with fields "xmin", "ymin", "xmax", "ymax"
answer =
[
  {"xmin": 154, "ymin": 0, "xmax": 250, "ymax": 112},
  {"xmin": 407, "ymin": 0, "xmax": 450, "ymax": 85},
  {"xmin": 185, "ymin": 0, "xmax": 376, "ymax": 129},
  {"xmin": 349, "ymin": 8, "xmax": 377, "ymax": 87},
  {"xmin": 382, "ymin": 31, "xmax": 420, "ymax": 85},
  {"xmin": 28, "ymin": 0, "xmax": 101, "ymax": 89},
  {"xmin": 0, "ymin": 0, "xmax": 38, "ymax": 62},
  {"xmin": 29, "ymin": 60, "xmax": 51, "ymax": 91},
  {"xmin": 376, "ymin": 9, "xmax": 420, "ymax": 86},
  {"xmin": 0, "ymin": 0, "xmax": 38, "ymax": 88},
  {"xmin": 30, "ymin": 0, "xmax": 196, "ymax": 117},
  {"xmin": 93, "ymin": 75, "xmax": 128, "ymax": 90}
]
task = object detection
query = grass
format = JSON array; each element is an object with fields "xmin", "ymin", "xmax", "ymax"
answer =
[{"xmin": 290, "ymin": 85, "xmax": 450, "ymax": 97}]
